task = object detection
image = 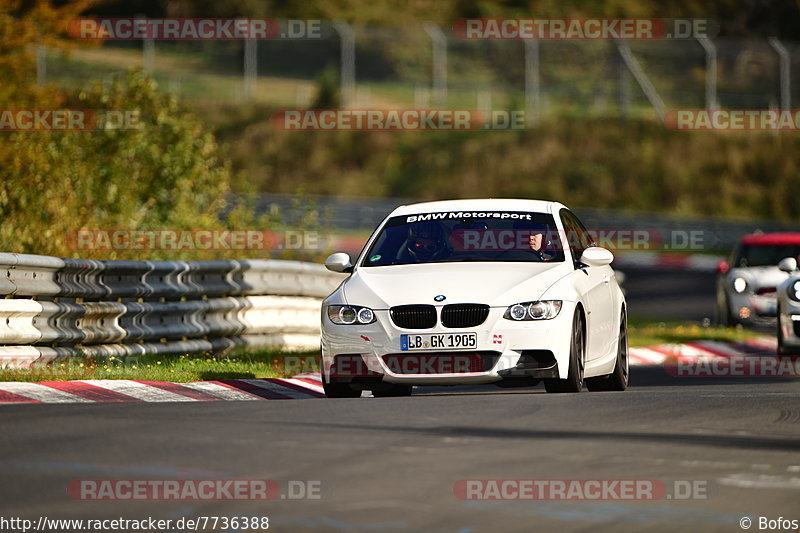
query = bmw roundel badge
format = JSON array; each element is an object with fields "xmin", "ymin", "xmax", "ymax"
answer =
[{"xmin": 434, "ymin": 294, "xmax": 446, "ymax": 302}]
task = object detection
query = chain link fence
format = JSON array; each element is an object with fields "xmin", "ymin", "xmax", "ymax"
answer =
[{"xmin": 39, "ymin": 22, "xmax": 800, "ymax": 117}]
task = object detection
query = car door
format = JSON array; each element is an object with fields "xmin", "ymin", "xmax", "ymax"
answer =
[{"xmin": 560, "ymin": 209, "xmax": 615, "ymax": 361}]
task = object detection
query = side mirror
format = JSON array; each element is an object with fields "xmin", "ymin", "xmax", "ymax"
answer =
[
  {"xmin": 325, "ymin": 252, "xmax": 353, "ymax": 273},
  {"xmin": 579, "ymin": 247, "xmax": 614, "ymax": 267},
  {"xmin": 716, "ymin": 260, "xmax": 729, "ymax": 275},
  {"xmin": 778, "ymin": 257, "xmax": 798, "ymax": 273}
]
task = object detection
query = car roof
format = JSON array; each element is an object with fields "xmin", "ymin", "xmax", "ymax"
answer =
[
  {"xmin": 388, "ymin": 199, "xmax": 564, "ymax": 217},
  {"xmin": 741, "ymin": 233, "xmax": 800, "ymax": 246}
]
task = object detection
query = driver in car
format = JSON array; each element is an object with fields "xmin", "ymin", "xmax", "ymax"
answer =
[
  {"xmin": 513, "ymin": 221, "xmax": 556, "ymax": 261},
  {"xmin": 404, "ymin": 222, "xmax": 448, "ymax": 263}
]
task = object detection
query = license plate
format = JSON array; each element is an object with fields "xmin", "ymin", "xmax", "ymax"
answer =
[{"xmin": 400, "ymin": 333, "xmax": 477, "ymax": 351}]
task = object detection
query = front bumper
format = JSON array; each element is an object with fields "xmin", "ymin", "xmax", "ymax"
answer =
[
  {"xmin": 321, "ymin": 303, "xmax": 574, "ymax": 385},
  {"xmin": 728, "ymin": 291, "xmax": 778, "ymax": 322}
]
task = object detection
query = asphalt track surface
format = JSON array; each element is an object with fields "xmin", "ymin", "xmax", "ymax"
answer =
[
  {"xmin": 2, "ymin": 366, "xmax": 799, "ymax": 533},
  {"xmin": 619, "ymin": 265, "xmax": 717, "ymax": 322},
  {"xmin": 2, "ymin": 266, "xmax": 798, "ymax": 533}
]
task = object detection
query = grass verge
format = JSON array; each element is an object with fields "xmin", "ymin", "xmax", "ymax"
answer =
[
  {"xmin": 0, "ymin": 349, "xmax": 320, "ymax": 383},
  {"xmin": 627, "ymin": 316, "xmax": 762, "ymax": 347}
]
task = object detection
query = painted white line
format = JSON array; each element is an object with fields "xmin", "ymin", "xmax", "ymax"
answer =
[
  {"xmin": 181, "ymin": 381, "xmax": 261, "ymax": 401},
  {"xmin": 241, "ymin": 379, "xmax": 319, "ymax": 399},
  {"xmin": 629, "ymin": 347, "xmax": 667, "ymax": 365},
  {"xmin": 81, "ymin": 380, "xmax": 197, "ymax": 402},
  {"xmin": 628, "ymin": 351, "xmax": 653, "ymax": 367},
  {"xmin": 281, "ymin": 378, "xmax": 325, "ymax": 394},
  {"xmin": 700, "ymin": 393, "xmax": 799, "ymax": 397},
  {"xmin": 0, "ymin": 382, "xmax": 93, "ymax": 403},
  {"xmin": 692, "ymin": 340, "xmax": 749, "ymax": 357},
  {"xmin": 614, "ymin": 252, "xmax": 723, "ymax": 272},
  {"xmin": 294, "ymin": 373, "xmax": 321, "ymax": 380},
  {"xmin": 628, "ymin": 356, "xmax": 650, "ymax": 367},
  {"xmin": 687, "ymin": 255, "xmax": 724, "ymax": 271},
  {"xmin": 662, "ymin": 342, "xmax": 722, "ymax": 359},
  {"xmin": 744, "ymin": 336, "xmax": 778, "ymax": 351},
  {"xmin": 718, "ymin": 473, "xmax": 800, "ymax": 490}
]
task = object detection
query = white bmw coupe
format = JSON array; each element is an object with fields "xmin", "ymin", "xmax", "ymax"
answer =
[{"xmin": 320, "ymin": 199, "xmax": 628, "ymax": 397}]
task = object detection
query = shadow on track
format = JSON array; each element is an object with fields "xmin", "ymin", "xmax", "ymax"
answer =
[{"xmin": 292, "ymin": 419, "xmax": 800, "ymax": 452}]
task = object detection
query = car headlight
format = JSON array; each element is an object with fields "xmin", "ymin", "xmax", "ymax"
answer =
[
  {"xmin": 327, "ymin": 305, "xmax": 376, "ymax": 325},
  {"xmin": 789, "ymin": 281, "xmax": 800, "ymax": 302},
  {"xmin": 504, "ymin": 300, "xmax": 562, "ymax": 321},
  {"xmin": 733, "ymin": 277, "xmax": 748, "ymax": 293}
]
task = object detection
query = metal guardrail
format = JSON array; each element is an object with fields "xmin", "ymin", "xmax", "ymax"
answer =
[{"xmin": 0, "ymin": 253, "xmax": 345, "ymax": 368}]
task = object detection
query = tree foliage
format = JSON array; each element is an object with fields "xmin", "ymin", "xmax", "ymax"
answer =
[
  {"xmin": 221, "ymin": 116, "xmax": 800, "ymax": 222},
  {"xmin": 0, "ymin": 0, "xmax": 286, "ymax": 260},
  {"xmin": 91, "ymin": 0, "xmax": 800, "ymax": 39}
]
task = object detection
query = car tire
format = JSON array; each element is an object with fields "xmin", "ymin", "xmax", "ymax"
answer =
[
  {"xmin": 321, "ymin": 371, "xmax": 361, "ymax": 398},
  {"xmin": 544, "ymin": 309, "xmax": 584, "ymax": 393},
  {"xmin": 372, "ymin": 384, "xmax": 413, "ymax": 397},
  {"xmin": 586, "ymin": 311, "xmax": 629, "ymax": 392}
]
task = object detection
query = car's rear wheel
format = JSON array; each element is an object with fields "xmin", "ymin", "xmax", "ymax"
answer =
[
  {"xmin": 586, "ymin": 311, "xmax": 629, "ymax": 391},
  {"xmin": 372, "ymin": 384, "xmax": 413, "ymax": 397},
  {"xmin": 321, "ymin": 371, "xmax": 361, "ymax": 398},
  {"xmin": 544, "ymin": 310, "xmax": 584, "ymax": 393}
]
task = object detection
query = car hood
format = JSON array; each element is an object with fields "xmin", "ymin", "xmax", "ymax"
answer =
[{"xmin": 343, "ymin": 262, "xmax": 570, "ymax": 309}]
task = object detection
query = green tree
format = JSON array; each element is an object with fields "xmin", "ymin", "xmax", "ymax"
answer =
[{"xmin": 0, "ymin": 1, "xmax": 290, "ymax": 260}]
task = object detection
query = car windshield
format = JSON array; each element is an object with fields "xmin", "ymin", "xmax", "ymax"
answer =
[
  {"xmin": 734, "ymin": 244, "xmax": 800, "ymax": 267},
  {"xmin": 360, "ymin": 211, "xmax": 565, "ymax": 266}
]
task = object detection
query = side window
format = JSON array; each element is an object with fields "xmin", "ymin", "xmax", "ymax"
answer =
[
  {"xmin": 559, "ymin": 210, "xmax": 593, "ymax": 262},
  {"xmin": 571, "ymin": 212, "xmax": 596, "ymax": 249}
]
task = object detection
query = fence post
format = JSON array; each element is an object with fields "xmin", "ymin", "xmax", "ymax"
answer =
[
  {"xmin": 768, "ymin": 37, "xmax": 791, "ymax": 110},
  {"xmin": 414, "ymin": 84, "xmax": 430, "ymax": 108},
  {"xmin": 477, "ymin": 89, "xmax": 492, "ymax": 115},
  {"xmin": 617, "ymin": 45, "xmax": 630, "ymax": 117},
  {"xmin": 615, "ymin": 41, "xmax": 666, "ymax": 123},
  {"xmin": 524, "ymin": 39, "xmax": 540, "ymax": 126},
  {"xmin": 697, "ymin": 37, "xmax": 717, "ymax": 110},
  {"xmin": 423, "ymin": 23, "xmax": 448, "ymax": 107},
  {"xmin": 243, "ymin": 21, "xmax": 257, "ymax": 101},
  {"xmin": 333, "ymin": 22, "xmax": 356, "ymax": 108},
  {"xmin": 36, "ymin": 46, "xmax": 46, "ymax": 85},
  {"xmin": 137, "ymin": 14, "xmax": 154, "ymax": 73}
]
